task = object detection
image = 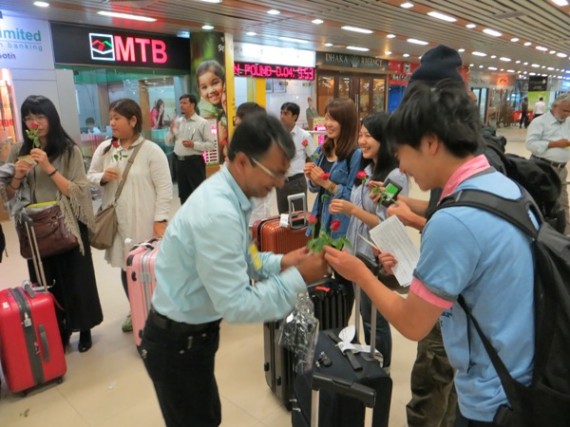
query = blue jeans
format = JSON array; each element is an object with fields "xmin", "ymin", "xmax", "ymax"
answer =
[
  {"xmin": 140, "ymin": 312, "xmax": 221, "ymax": 427},
  {"xmin": 360, "ymin": 290, "xmax": 392, "ymax": 367}
]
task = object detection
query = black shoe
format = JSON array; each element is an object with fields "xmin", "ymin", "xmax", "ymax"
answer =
[{"xmin": 78, "ymin": 330, "xmax": 92, "ymax": 353}]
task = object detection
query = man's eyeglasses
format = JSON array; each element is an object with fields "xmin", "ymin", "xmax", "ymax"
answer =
[{"xmin": 249, "ymin": 157, "xmax": 286, "ymax": 181}]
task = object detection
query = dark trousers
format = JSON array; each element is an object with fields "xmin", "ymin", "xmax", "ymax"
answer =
[
  {"xmin": 407, "ymin": 322, "xmax": 457, "ymax": 427},
  {"xmin": 176, "ymin": 155, "xmax": 206, "ymax": 205},
  {"xmin": 519, "ymin": 112, "xmax": 528, "ymax": 128},
  {"xmin": 454, "ymin": 412, "xmax": 497, "ymax": 427},
  {"xmin": 141, "ymin": 312, "xmax": 222, "ymax": 427},
  {"xmin": 276, "ymin": 174, "xmax": 307, "ymax": 214}
]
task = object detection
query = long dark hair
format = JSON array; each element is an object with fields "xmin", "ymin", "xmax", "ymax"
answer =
[
  {"xmin": 356, "ymin": 113, "xmax": 398, "ymax": 186},
  {"xmin": 19, "ymin": 95, "xmax": 75, "ymax": 159},
  {"xmin": 322, "ymin": 98, "xmax": 358, "ymax": 161}
]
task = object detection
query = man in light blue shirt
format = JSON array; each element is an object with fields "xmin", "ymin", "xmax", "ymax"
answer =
[{"xmin": 141, "ymin": 113, "xmax": 328, "ymax": 427}]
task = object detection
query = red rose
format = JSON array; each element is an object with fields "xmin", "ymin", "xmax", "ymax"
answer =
[
  {"xmin": 111, "ymin": 138, "xmax": 120, "ymax": 148},
  {"xmin": 356, "ymin": 170, "xmax": 367, "ymax": 180},
  {"xmin": 302, "ymin": 140, "xmax": 308, "ymax": 147},
  {"xmin": 321, "ymin": 172, "xmax": 330, "ymax": 180},
  {"xmin": 29, "ymin": 122, "xmax": 39, "ymax": 130},
  {"xmin": 330, "ymin": 220, "xmax": 341, "ymax": 231},
  {"xmin": 308, "ymin": 214, "xmax": 318, "ymax": 225}
]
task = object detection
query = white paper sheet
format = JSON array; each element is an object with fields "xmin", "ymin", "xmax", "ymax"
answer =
[{"xmin": 368, "ymin": 216, "xmax": 419, "ymax": 287}]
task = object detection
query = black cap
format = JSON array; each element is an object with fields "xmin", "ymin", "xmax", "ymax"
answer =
[{"xmin": 410, "ymin": 45, "xmax": 463, "ymax": 83}]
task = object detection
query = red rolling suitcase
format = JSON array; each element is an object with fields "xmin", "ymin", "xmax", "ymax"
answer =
[
  {"xmin": 125, "ymin": 238, "xmax": 161, "ymax": 347},
  {"xmin": 0, "ymin": 217, "xmax": 67, "ymax": 394}
]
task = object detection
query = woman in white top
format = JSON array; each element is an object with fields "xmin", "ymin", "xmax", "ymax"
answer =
[{"xmin": 88, "ymin": 98, "xmax": 172, "ymax": 332}]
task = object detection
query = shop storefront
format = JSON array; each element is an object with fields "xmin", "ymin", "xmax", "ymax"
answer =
[
  {"xmin": 50, "ymin": 23, "xmax": 191, "ymax": 168},
  {"xmin": 470, "ymin": 70, "xmax": 516, "ymax": 128},
  {"xmin": 387, "ymin": 60, "xmax": 419, "ymax": 112},
  {"xmin": 315, "ymin": 52, "xmax": 389, "ymax": 123}
]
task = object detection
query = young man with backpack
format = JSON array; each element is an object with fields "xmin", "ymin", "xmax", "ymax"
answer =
[{"xmin": 324, "ymin": 80, "xmax": 536, "ymax": 425}]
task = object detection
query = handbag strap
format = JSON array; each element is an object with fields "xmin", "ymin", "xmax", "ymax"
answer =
[{"xmin": 113, "ymin": 137, "xmax": 145, "ymax": 203}]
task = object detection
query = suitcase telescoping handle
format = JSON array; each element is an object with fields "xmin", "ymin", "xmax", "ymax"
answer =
[
  {"xmin": 310, "ymin": 372, "xmax": 376, "ymax": 427},
  {"xmin": 287, "ymin": 193, "xmax": 307, "ymax": 229},
  {"xmin": 23, "ymin": 214, "xmax": 48, "ymax": 291}
]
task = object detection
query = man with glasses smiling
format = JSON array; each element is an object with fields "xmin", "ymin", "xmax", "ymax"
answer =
[{"xmin": 140, "ymin": 113, "xmax": 329, "ymax": 427}]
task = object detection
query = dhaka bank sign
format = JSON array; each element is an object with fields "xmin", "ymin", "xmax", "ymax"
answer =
[{"xmin": 51, "ymin": 23, "xmax": 190, "ymax": 70}]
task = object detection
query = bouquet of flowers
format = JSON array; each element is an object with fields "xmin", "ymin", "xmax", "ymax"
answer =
[
  {"xmin": 307, "ymin": 215, "xmax": 350, "ymax": 253},
  {"xmin": 25, "ymin": 122, "xmax": 41, "ymax": 148}
]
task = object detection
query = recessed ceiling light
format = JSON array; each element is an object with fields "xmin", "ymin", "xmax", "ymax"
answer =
[
  {"xmin": 427, "ymin": 11, "xmax": 457, "ymax": 22},
  {"xmin": 403, "ymin": 53, "xmax": 410, "ymax": 57},
  {"xmin": 524, "ymin": 41, "xmax": 532, "ymax": 46},
  {"xmin": 548, "ymin": 67, "xmax": 555, "ymax": 70},
  {"xmin": 529, "ymin": 72, "xmax": 536, "ymax": 75},
  {"xmin": 385, "ymin": 51, "xmax": 392, "ymax": 55},
  {"xmin": 483, "ymin": 28, "xmax": 502, "ymax": 37},
  {"xmin": 488, "ymin": 66, "xmax": 498, "ymax": 70},
  {"xmin": 524, "ymin": 62, "xmax": 529, "ymax": 65},
  {"xmin": 531, "ymin": 64, "xmax": 540, "ymax": 68},
  {"xmin": 267, "ymin": 9, "xmax": 280, "ymax": 15},
  {"xmin": 97, "ymin": 11, "xmax": 156, "ymax": 22},
  {"xmin": 542, "ymin": 65, "xmax": 546, "ymax": 68},
  {"xmin": 510, "ymin": 37, "xmax": 519, "ymax": 42},
  {"xmin": 466, "ymin": 23, "xmax": 476, "ymax": 29},
  {"xmin": 536, "ymin": 46, "xmax": 548, "ymax": 51},
  {"xmin": 202, "ymin": 24, "xmax": 214, "ymax": 30},
  {"xmin": 246, "ymin": 31, "xmax": 256, "ymax": 36},
  {"xmin": 324, "ymin": 43, "xmax": 333, "ymax": 47},
  {"xmin": 386, "ymin": 34, "xmax": 396, "ymax": 39},
  {"xmin": 557, "ymin": 52, "xmax": 568, "ymax": 58},
  {"xmin": 472, "ymin": 51, "xmax": 487, "ymax": 57},
  {"xmin": 458, "ymin": 48, "xmax": 465, "ymax": 53},
  {"xmin": 400, "ymin": 2, "xmax": 414, "ymax": 8},
  {"xmin": 550, "ymin": 0, "xmax": 569, "ymax": 6},
  {"xmin": 312, "ymin": 19, "xmax": 324, "ymax": 24},
  {"xmin": 469, "ymin": 63, "xmax": 474, "ymax": 67},
  {"xmin": 479, "ymin": 65, "xmax": 484, "ymax": 68},
  {"xmin": 491, "ymin": 55, "xmax": 497, "ymax": 59},
  {"xmin": 33, "ymin": 1, "xmax": 49, "ymax": 7},
  {"xmin": 507, "ymin": 69, "xmax": 515, "ymax": 72},
  {"xmin": 515, "ymin": 60, "xmax": 521, "ymax": 64},
  {"xmin": 407, "ymin": 38, "xmax": 428, "ymax": 45},
  {"xmin": 342, "ymin": 26, "xmax": 373, "ymax": 34},
  {"xmin": 347, "ymin": 46, "xmax": 370, "ymax": 52},
  {"xmin": 500, "ymin": 57, "xmax": 511, "ymax": 62},
  {"xmin": 549, "ymin": 50, "xmax": 556, "ymax": 54},
  {"xmin": 278, "ymin": 36, "xmax": 309, "ymax": 44}
]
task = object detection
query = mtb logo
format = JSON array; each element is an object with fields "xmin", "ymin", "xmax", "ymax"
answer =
[{"xmin": 89, "ymin": 32, "xmax": 167, "ymax": 64}]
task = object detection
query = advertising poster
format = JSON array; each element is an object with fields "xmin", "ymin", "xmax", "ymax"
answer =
[
  {"xmin": 0, "ymin": 17, "xmax": 54, "ymax": 70},
  {"xmin": 190, "ymin": 32, "xmax": 228, "ymax": 164}
]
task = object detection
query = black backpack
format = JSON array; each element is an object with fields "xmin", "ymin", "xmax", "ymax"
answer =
[
  {"xmin": 480, "ymin": 132, "xmax": 566, "ymax": 233},
  {"xmin": 435, "ymin": 188, "xmax": 570, "ymax": 427}
]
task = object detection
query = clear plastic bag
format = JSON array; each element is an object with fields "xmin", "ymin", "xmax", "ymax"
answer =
[{"xmin": 278, "ymin": 292, "xmax": 319, "ymax": 373}]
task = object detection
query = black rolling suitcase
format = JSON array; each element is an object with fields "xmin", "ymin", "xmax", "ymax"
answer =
[
  {"xmin": 291, "ymin": 284, "xmax": 392, "ymax": 427},
  {"xmin": 263, "ymin": 279, "xmax": 353, "ymax": 409}
]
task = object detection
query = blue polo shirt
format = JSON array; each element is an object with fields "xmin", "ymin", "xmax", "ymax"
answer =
[{"xmin": 412, "ymin": 156, "xmax": 535, "ymax": 421}]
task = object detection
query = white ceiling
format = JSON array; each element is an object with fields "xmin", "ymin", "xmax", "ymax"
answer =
[{"xmin": 2, "ymin": 0, "xmax": 570, "ymax": 78}]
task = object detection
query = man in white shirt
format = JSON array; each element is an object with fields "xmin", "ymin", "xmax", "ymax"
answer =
[
  {"xmin": 277, "ymin": 102, "xmax": 312, "ymax": 213},
  {"xmin": 533, "ymin": 96, "xmax": 546, "ymax": 118},
  {"xmin": 166, "ymin": 94, "xmax": 216, "ymax": 204},
  {"xmin": 526, "ymin": 93, "xmax": 570, "ymax": 234}
]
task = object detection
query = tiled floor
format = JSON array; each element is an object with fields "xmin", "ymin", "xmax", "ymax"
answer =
[{"xmin": 0, "ymin": 127, "xmax": 562, "ymax": 426}]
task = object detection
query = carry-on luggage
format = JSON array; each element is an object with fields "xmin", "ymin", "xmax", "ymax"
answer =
[
  {"xmin": 291, "ymin": 285, "xmax": 392, "ymax": 427},
  {"xmin": 125, "ymin": 238, "xmax": 161, "ymax": 347},
  {"xmin": 0, "ymin": 216, "xmax": 67, "ymax": 394},
  {"xmin": 252, "ymin": 193, "xmax": 309, "ymax": 254}
]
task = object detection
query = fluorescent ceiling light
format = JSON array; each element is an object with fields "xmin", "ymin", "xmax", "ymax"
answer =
[
  {"xmin": 458, "ymin": 48, "xmax": 465, "ymax": 52},
  {"xmin": 549, "ymin": 50, "xmax": 556, "ymax": 54},
  {"xmin": 386, "ymin": 34, "xmax": 396, "ymax": 39},
  {"xmin": 407, "ymin": 38, "xmax": 428, "ymax": 45},
  {"xmin": 491, "ymin": 55, "xmax": 497, "ymax": 59},
  {"xmin": 510, "ymin": 37, "xmax": 519, "ymax": 42},
  {"xmin": 403, "ymin": 53, "xmax": 410, "ymax": 57},
  {"xmin": 324, "ymin": 43, "xmax": 333, "ymax": 47},
  {"xmin": 515, "ymin": 60, "xmax": 521, "ymax": 64},
  {"xmin": 312, "ymin": 19, "xmax": 324, "ymax": 24},
  {"xmin": 524, "ymin": 62, "xmax": 528, "ymax": 65},
  {"xmin": 488, "ymin": 66, "xmax": 498, "ymax": 70},
  {"xmin": 97, "ymin": 11, "xmax": 156, "ymax": 22},
  {"xmin": 524, "ymin": 41, "xmax": 532, "ymax": 46},
  {"xmin": 536, "ymin": 46, "xmax": 548, "ymax": 51},
  {"xmin": 500, "ymin": 57, "xmax": 511, "ymax": 62},
  {"xmin": 469, "ymin": 63, "xmax": 474, "ymax": 67},
  {"xmin": 278, "ymin": 36, "xmax": 309, "ymax": 44},
  {"xmin": 342, "ymin": 26, "xmax": 373, "ymax": 34},
  {"xmin": 483, "ymin": 28, "xmax": 502, "ymax": 37},
  {"xmin": 246, "ymin": 31, "xmax": 256, "ymax": 36},
  {"xmin": 550, "ymin": 0, "xmax": 569, "ymax": 5},
  {"xmin": 548, "ymin": 67, "xmax": 555, "ymax": 70},
  {"xmin": 557, "ymin": 52, "xmax": 568, "ymax": 58},
  {"xmin": 202, "ymin": 24, "xmax": 214, "ymax": 30},
  {"xmin": 531, "ymin": 63, "xmax": 540, "ymax": 68},
  {"xmin": 479, "ymin": 65, "xmax": 484, "ymax": 68},
  {"xmin": 507, "ymin": 69, "xmax": 515, "ymax": 72},
  {"xmin": 200, "ymin": 0, "xmax": 222, "ymax": 3},
  {"xmin": 267, "ymin": 9, "xmax": 280, "ymax": 15},
  {"xmin": 400, "ymin": 2, "xmax": 414, "ymax": 8},
  {"xmin": 472, "ymin": 51, "xmax": 487, "ymax": 57},
  {"xmin": 33, "ymin": 1, "xmax": 49, "ymax": 7},
  {"xmin": 385, "ymin": 51, "xmax": 392, "ymax": 55},
  {"xmin": 347, "ymin": 46, "xmax": 369, "ymax": 52},
  {"xmin": 427, "ymin": 11, "xmax": 457, "ymax": 22},
  {"xmin": 465, "ymin": 23, "xmax": 476, "ymax": 29}
]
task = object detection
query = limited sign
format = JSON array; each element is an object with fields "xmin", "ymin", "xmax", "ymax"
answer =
[
  {"xmin": 234, "ymin": 62, "xmax": 315, "ymax": 80},
  {"xmin": 51, "ymin": 23, "xmax": 190, "ymax": 70}
]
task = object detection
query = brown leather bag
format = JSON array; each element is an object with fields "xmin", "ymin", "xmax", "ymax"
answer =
[{"xmin": 16, "ymin": 203, "xmax": 78, "ymax": 259}]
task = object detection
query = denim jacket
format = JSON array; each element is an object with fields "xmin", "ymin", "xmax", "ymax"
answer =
[{"xmin": 307, "ymin": 147, "xmax": 362, "ymax": 239}]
